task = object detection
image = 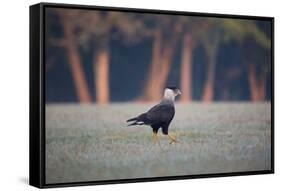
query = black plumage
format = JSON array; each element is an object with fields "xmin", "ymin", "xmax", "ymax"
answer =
[
  {"xmin": 127, "ymin": 102, "xmax": 175, "ymax": 134},
  {"xmin": 126, "ymin": 87, "xmax": 181, "ymax": 143}
]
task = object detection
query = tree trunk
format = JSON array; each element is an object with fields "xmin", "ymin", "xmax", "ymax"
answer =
[
  {"xmin": 94, "ymin": 47, "xmax": 110, "ymax": 104},
  {"xmin": 202, "ymin": 54, "xmax": 216, "ymax": 102},
  {"xmin": 155, "ymin": 39, "xmax": 177, "ymax": 99},
  {"xmin": 140, "ymin": 29, "xmax": 162, "ymax": 101},
  {"xmin": 62, "ymin": 17, "xmax": 92, "ymax": 103},
  {"xmin": 150, "ymin": 44, "xmax": 171, "ymax": 100},
  {"xmin": 248, "ymin": 63, "xmax": 265, "ymax": 101},
  {"xmin": 180, "ymin": 33, "xmax": 192, "ymax": 102},
  {"xmin": 140, "ymin": 29, "xmax": 178, "ymax": 102}
]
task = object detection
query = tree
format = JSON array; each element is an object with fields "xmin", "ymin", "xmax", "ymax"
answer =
[
  {"xmin": 200, "ymin": 20, "xmax": 220, "ymax": 102},
  {"xmin": 48, "ymin": 9, "xmax": 92, "ymax": 103},
  {"xmin": 77, "ymin": 11, "xmax": 146, "ymax": 104},
  {"xmin": 178, "ymin": 17, "xmax": 203, "ymax": 102},
  {"xmin": 199, "ymin": 18, "xmax": 270, "ymax": 102},
  {"xmin": 140, "ymin": 15, "xmax": 181, "ymax": 101},
  {"xmin": 72, "ymin": 11, "xmax": 111, "ymax": 104},
  {"xmin": 244, "ymin": 32, "xmax": 271, "ymax": 101},
  {"xmin": 180, "ymin": 32, "xmax": 192, "ymax": 102}
]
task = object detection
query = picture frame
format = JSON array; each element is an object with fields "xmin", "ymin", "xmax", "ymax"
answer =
[{"xmin": 30, "ymin": 2, "xmax": 274, "ymax": 188}]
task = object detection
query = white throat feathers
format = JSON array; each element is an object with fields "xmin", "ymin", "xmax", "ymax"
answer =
[{"xmin": 163, "ymin": 88, "xmax": 176, "ymax": 101}]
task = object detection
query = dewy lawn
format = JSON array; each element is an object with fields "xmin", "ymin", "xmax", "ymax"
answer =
[{"xmin": 45, "ymin": 102, "xmax": 271, "ymax": 184}]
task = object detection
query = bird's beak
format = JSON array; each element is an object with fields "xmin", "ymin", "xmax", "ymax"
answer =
[{"xmin": 177, "ymin": 90, "xmax": 182, "ymax": 95}]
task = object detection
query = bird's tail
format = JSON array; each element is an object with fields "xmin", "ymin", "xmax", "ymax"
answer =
[
  {"xmin": 127, "ymin": 121, "xmax": 138, "ymax": 126},
  {"xmin": 127, "ymin": 121, "xmax": 145, "ymax": 126},
  {"xmin": 126, "ymin": 117, "xmax": 137, "ymax": 122},
  {"xmin": 126, "ymin": 117, "xmax": 145, "ymax": 126},
  {"xmin": 126, "ymin": 117, "xmax": 138, "ymax": 126}
]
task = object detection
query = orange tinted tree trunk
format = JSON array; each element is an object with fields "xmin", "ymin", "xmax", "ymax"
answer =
[
  {"xmin": 141, "ymin": 29, "xmax": 162, "ymax": 101},
  {"xmin": 248, "ymin": 63, "xmax": 266, "ymax": 101},
  {"xmin": 93, "ymin": 47, "xmax": 110, "ymax": 104},
  {"xmin": 155, "ymin": 39, "xmax": 178, "ymax": 99},
  {"xmin": 141, "ymin": 29, "xmax": 178, "ymax": 102},
  {"xmin": 62, "ymin": 17, "xmax": 92, "ymax": 103},
  {"xmin": 202, "ymin": 34, "xmax": 220, "ymax": 102},
  {"xmin": 202, "ymin": 53, "xmax": 216, "ymax": 102},
  {"xmin": 180, "ymin": 33, "xmax": 192, "ymax": 102}
]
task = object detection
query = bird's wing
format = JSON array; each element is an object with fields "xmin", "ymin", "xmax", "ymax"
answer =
[{"xmin": 146, "ymin": 103, "xmax": 175, "ymax": 125}]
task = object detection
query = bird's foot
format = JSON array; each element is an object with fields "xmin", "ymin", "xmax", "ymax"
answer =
[
  {"xmin": 169, "ymin": 139, "xmax": 179, "ymax": 144},
  {"xmin": 168, "ymin": 134, "xmax": 179, "ymax": 144}
]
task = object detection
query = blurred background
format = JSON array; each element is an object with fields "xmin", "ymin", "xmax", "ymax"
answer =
[{"xmin": 45, "ymin": 7, "xmax": 272, "ymax": 104}]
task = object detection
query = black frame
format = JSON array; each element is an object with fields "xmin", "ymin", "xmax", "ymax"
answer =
[{"xmin": 30, "ymin": 2, "xmax": 275, "ymax": 188}]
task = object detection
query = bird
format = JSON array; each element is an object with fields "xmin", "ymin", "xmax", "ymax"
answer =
[{"xmin": 126, "ymin": 87, "xmax": 181, "ymax": 144}]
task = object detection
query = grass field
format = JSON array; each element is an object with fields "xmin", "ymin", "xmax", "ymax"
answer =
[{"xmin": 45, "ymin": 102, "xmax": 271, "ymax": 184}]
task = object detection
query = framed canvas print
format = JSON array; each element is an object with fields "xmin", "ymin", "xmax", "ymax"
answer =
[{"xmin": 30, "ymin": 2, "xmax": 274, "ymax": 188}]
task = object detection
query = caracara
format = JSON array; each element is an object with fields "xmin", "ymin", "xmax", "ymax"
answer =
[{"xmin": 126, "ymin": 87, "xmax": 181, "ymax": 144}]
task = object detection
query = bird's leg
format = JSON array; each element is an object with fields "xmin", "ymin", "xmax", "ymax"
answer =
[
  {"xmin": 167, "ymin": 134, "xmax": 178, "ymax": 144},
  {"xmin": 152, "ymin": 132, "xmax": 158, "ymax": 144}
]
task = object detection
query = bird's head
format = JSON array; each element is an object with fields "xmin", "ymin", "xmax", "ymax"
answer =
[{"xmin": 164, "ymin": 86, "xmax": 181, "ymax": 101}]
